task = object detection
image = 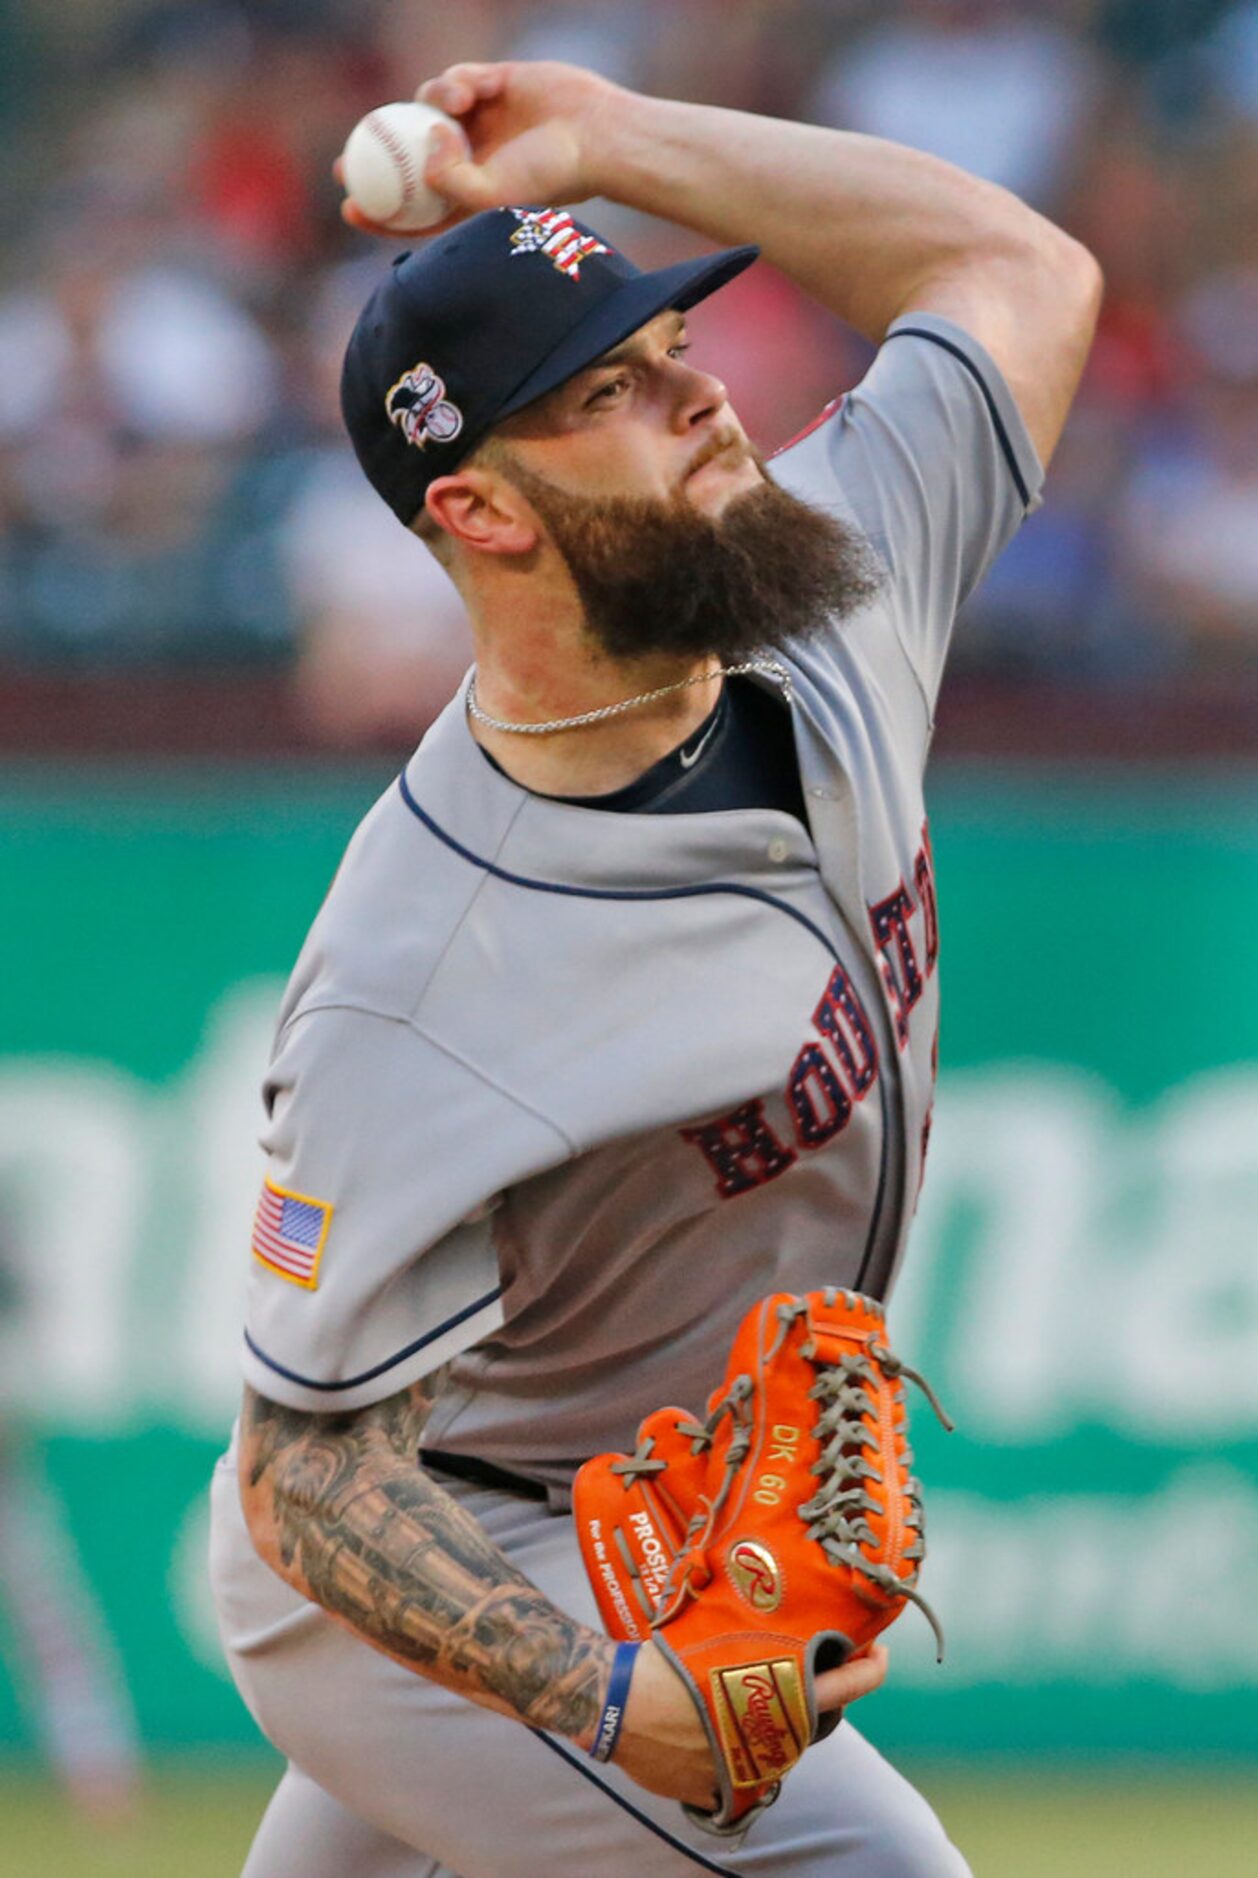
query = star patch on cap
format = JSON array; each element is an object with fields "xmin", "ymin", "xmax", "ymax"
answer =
[
  {"xmin": 385, "ymin": 361, "xmax": 463, "ymax": 450},
  {"xmin": 507, "ymin": 208, "xmax": 611, "ymax": 281}
]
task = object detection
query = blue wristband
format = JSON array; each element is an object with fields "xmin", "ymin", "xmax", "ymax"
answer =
[{"xmin": 589, "ymin": 1641, "xmax": 640, "ymax": 1763}]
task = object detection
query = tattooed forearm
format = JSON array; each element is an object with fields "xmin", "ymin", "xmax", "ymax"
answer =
[{"xmin": 238, "ymin": 1385, "xmax": 614, "ymax": 1741}]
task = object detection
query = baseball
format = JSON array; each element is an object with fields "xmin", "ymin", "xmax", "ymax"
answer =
[{"xmin": 339, "ymin": 101, "xmax": 468, "ymax": 233}]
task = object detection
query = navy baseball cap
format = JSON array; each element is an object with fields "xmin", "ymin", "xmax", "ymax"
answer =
[{"xmin": 341, "ymin": 206, "xmax": 758, "ymax": 526}]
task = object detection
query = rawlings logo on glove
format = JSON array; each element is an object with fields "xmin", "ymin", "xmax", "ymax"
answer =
[{"xmin": 574, "ymin": 1288, "xmax": 953, "ymax": 1835}]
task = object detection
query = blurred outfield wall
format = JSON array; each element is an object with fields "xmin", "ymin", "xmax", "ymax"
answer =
[{"xmin": 0, "ymin": 760, "xmax": 1255, "ymax": 1762}]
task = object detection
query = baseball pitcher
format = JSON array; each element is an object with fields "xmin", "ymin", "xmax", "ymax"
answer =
[{"xmin": 209, "ymin": 57, "xmax": 1100, "ymax": 1877}]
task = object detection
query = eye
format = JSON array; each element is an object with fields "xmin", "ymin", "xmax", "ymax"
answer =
[
  {"xmin": 668, "ymin": 341, "xmax": 691, "ymax": 361},
  {"xmin": 586, "ymin": 374, "xmax": 630, "ymax": 409}
]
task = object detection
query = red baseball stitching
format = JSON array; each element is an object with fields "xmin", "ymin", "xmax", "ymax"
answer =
[{"xmin": 366, "ymin": 109, "xmax": 422, "ymax": 208}]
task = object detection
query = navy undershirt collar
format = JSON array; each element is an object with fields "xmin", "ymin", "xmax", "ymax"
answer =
[
  {"xmin": 477, "ymin": 676, "xmax": 809, "ymax": 825},
  {"xmin": 553, "ymin": 686, "xmax": 730, "ymax": 811}
]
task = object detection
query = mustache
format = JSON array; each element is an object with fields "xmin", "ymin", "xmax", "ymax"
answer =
[{"xmin": 683, "ymin": 430, "xmax": 753, "ymax": 482}]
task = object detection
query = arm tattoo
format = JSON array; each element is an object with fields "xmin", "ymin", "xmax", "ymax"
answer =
[{"xmin": 240, "ymin": 1384, "xmax": 614, "ymax": 1740}]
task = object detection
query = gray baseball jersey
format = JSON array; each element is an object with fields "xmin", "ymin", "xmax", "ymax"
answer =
[{"xmin": 240, "ymin": 311, "xmax": 1042, "ymax": 1491}]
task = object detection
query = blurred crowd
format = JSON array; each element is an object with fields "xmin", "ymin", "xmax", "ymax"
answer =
[{"xmin": 0, "ymin": 0, "xmax": 1254, "ymax": 748}]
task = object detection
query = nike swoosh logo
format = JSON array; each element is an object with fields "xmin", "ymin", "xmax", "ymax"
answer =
[{"xmin": 679, "ymin": 717, "xmax": 721, "ymax": 770}]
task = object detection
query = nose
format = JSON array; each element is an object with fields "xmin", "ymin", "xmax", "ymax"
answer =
[{"xmin": 671, "ymin": 357, "xmax": 728, "ymax": 431}]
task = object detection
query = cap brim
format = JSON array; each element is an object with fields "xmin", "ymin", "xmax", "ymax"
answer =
[{"xmin": 494, "ymin": 244, "xmax": 759, "ymax": 422}]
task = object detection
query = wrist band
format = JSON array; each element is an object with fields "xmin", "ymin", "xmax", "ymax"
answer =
[{"xmin": 589, "ymin": 1641, "xmax": 640, "ymax": 1763}]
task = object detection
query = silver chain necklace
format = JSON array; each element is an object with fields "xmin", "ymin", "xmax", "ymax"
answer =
[{"xmin": 465, "ymin": 656, "xmax": 793, "ymax": 736}]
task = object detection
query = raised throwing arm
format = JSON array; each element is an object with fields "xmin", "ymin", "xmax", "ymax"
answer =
[{"xmin": 346, "ymin": 59, "xmax": 1101, "ymax": 470}]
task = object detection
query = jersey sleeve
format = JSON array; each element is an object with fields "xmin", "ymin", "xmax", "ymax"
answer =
[
  {"xmin": 771, "ymin": 312, "xmax": 1045, "ymax": 716},
  {"xmin": 241, "ymin": 1003, "xmax": 571, "ymax": 1413}
]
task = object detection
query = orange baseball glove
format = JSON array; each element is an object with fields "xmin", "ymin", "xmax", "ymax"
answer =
[{"xmin": 573, "ymin": 1287, "xmax": 952, "ymax": 1835}]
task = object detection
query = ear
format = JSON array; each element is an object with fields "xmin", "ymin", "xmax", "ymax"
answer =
[{"xmin": 423, "ymin": 469, "xmax": 540, "ymax": 557}]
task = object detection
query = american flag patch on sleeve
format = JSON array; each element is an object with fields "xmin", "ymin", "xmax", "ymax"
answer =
[{"xmin": 252, "ymin": 1180, "xmax": 333, "ymax": 1289}]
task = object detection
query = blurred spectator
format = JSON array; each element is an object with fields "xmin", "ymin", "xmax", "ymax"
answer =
[
  {"xmin": 1206, "ymin": 1, "xmax": 1258, "ymax": 120},
  {"xmin": 1115, "ymin": 267, "xmax": 1258, "ymax": 664},
  {"xmin": 0, "ymin": 201, "xmax": 278, "ymax": 451},
  {"xmin": 1063, "ymin": 126, "xmax": 1196, "ymax": 411},
  {"xmin": 0, "ymin": 194, "xmax": 284, "ymax": 662},
  {"xmin": 0, "ymin": 1237, "xmax": 143, "ymax": 1820},
  {"xmin": 280, "ymin": 460, "xmax": 474, "ymax": 745},
  {"xmin": 809, "ymin": 0, "xmax": 1099, "ymax": 206},
  {"xmin": 504, "ymin": 1, "xmax": 655, "ymax": 88},
  {"xmin": 0, "ymin": 1438, "xmax": 144, "ymax": 1820},
  {"xmin": 955, "ymin": 397, "xmax": 1139, "ymax": 681}
]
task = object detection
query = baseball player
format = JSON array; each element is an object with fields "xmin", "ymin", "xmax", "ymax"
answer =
[{"xmin": 209, "ymin": 59, "xmax": 1100, "ymax": 1877}]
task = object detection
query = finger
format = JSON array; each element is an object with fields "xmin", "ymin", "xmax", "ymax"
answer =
[
  {"xmin": 417, "ymin": 63, "xmax": 507, "ymax": 118},
  {"xmin": 422, "ymin": 143, "xmax": 497, "ymax": 216},
  {"xmin": 814, "ymin": 1642, "xmax": 889, "ymax": 1713},
  {"xmin": 339, "ymin": 198, "xmax": 396, "ymax": 237},
  {"xmin": 423, "ymin": 121, "xmax": 471, "ymax": 181}
]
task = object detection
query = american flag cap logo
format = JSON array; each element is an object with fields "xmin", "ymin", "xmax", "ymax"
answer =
[
  {"xmin": 252, "ymin": 1180, "xmax": 333, "ymax": 1289},
  {"xmin": 507, "ymin": 208, "xmax": 612, "ymax": 281}
]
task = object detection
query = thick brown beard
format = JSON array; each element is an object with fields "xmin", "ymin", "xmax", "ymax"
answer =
[{"xmin": 499, "ymin": 449, "xmax": 885, "ymax": 662}]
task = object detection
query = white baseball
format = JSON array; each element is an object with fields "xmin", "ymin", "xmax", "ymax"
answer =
[{"xmin": 339, "ymin": 102, "xmax": 468, "ymax": 233}]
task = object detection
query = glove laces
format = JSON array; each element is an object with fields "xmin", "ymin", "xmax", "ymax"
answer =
[{"xmin": 790, "ymin": 1294, "xmax": 953, "ymax": 1662}]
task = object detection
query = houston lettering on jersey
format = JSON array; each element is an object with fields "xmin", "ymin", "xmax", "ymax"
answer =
[
  {"xmin": 682, "ymin": 826, "xmax": 939, "ymax": 1201},
  {"xmin": 868, "ymin": 826, "xmax": 938, "ymax": 1049},
  {"xmin": 681, "ymin": 961, "xmax": 880, "ymax": 1199}
]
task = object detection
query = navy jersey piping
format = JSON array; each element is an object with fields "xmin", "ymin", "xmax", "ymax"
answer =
[
  {"xmin": 886, "ymin": 325, "xmax": 1031, "ymax": 509},
  {"xmin": 245, "ymin": 1286, "xmax": 502, "ymax": 1393},
  {"xmin": 528, "ymin": 1731, "xmax": 741, "ymax": 1874},
  {"xmin": 398, "ymin": 769, "xmax": 892, "ymax": 1291}
]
